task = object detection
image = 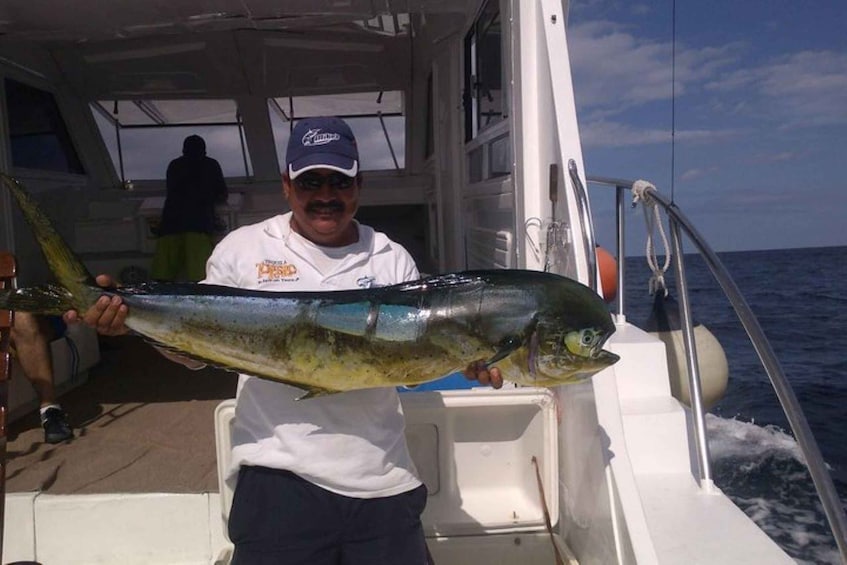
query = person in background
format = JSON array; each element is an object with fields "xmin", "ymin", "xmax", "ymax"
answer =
[
  {"xmin": 66, "ymin": 116, "xmax": 502, "ymax": 565},
  {"xmin": 11, "ymin": 311, "xmax": 73, "ymax": 443},
  {"xmin": 150, "ymin": 134, "xmax": 228, "ymax": 282}
]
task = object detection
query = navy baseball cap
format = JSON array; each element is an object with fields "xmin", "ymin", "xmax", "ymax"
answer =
[{"xmin": 286, "ymin": 117, "xmax": 359, "ymax": 179}]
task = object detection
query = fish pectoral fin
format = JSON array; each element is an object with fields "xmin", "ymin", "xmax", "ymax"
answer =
[
  {"xmin": 144, "ymin": 339, "xmax": 245, "ymax": 378},
  {"xmin": 486, "ymin": 334, "xmax": 524, "ymax": 366},
  {"xmin": 144, "ymin": 339, "xmax": 210, "ymax": 363},
  {"xmin": 295, "ymin": 386, "xmax": 339, "ymax": 400},
  {"xmin": 142, "ymin": 338, "xmax": 343, "ymax": 399}
]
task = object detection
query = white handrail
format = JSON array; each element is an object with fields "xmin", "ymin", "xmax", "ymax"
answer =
[{"xmin": 567, "ymin": 160, "xmax": 597, "ymax": 292}]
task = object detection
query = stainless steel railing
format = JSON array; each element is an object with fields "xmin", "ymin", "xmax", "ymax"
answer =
[
  {"xmin": 588, "ymin": 175, "xmax": 847, "ymax": 562},
  {"xmin": 567, "ymin": 160, "xmax": 598, "ymax": 293}
]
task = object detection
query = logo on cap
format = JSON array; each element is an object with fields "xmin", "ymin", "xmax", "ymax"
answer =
[{"xmin": 302, "ymin": 129, "xmax": 341, "ymax": 147}]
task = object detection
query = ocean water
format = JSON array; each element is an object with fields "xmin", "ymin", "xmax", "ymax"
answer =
[{"xmin": 622, "ymin": 246, "xmax": 847, "ymax": 564}]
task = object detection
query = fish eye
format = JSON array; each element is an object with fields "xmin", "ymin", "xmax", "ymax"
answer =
[{"xmin": 565, "ymin": 328, "xmax": 603, "ymax": 356}]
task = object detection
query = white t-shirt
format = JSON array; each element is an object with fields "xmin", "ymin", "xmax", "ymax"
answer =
[{"xmin": 203, "ymin": 212, "xmax": 422, "ymax": 498}]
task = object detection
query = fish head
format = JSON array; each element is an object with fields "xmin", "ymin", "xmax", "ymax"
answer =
[
  {"xmin": 530, "ymin": 322, "xmax": 619, "ymax": 384},
  {"xmin": 523, "ymin": 275, "xmax": 620, "ymax": 384}
]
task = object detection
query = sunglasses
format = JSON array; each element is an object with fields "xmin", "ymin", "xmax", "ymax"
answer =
[{"xmin": 293, "ymin": 172, "xmax": 356, "ymax": 192}]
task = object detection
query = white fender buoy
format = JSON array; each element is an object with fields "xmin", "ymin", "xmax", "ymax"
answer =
[{"xmin": 644, "ymin": 292, "xmax": 729, "ymax": 410}]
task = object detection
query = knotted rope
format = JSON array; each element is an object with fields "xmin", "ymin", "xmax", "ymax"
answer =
[{"xmin": 632, "ymin": 180, "xmax": 671, "ymax": 296}]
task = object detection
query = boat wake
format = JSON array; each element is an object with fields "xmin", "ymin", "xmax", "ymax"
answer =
[{"xmin": 707, "ymin": 414, "xmax": 842, "ymax": 565}]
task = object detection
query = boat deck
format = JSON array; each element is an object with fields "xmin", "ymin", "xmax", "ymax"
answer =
[{"xmin": 6, "ymin": 335, "xmax": 236, "ymax": 495}]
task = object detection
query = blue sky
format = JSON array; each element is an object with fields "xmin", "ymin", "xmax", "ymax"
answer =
[{"xmin": 568, "ymin": 1, "xmax": 847, "ymax": 253}]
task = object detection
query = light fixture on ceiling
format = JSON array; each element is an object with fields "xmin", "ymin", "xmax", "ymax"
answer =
[{"xmin": 263, "ymin": 37, "xmax": 383, "ymax": 53}]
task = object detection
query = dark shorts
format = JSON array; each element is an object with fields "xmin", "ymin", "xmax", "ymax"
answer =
[{"xmin": 229, "ymin": 466, "xmax": 430, "ymax": 565}]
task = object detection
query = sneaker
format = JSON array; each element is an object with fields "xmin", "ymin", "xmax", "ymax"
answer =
[{"xmin": 41, "ymin": 406, "xmax": 73, "ymax": 444}]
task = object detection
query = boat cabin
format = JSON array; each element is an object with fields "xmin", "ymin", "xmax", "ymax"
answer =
[
  {"xmin": 0, "ymin": 1, "xmax": 808, "ymax": 563},
  {"xmin": 0, "ymin": 0, "xmax": 594, "ymax": 288}
]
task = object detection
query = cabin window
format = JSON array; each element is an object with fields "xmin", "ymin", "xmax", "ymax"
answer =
[
  {"xmin": 463, "ymin": 0, "xmax": 504, "ymax": 142},
  {"xmin": 91, "ymin": 99, "xmax": 252, "ymax": 182},
  {"xmin": 468, "ymin": 147, "xmax": 484, "ymax": 183},
  {"xmin": 268, "ymin": 91, "xmax": 405, "ymax": 172},
  {"xmin": 4, "ymin": 78, "xmax": 85, "ymax": 174},
  {"xmin": 489, "ymin": 134, "xmax": 511, "ymax": 178}
]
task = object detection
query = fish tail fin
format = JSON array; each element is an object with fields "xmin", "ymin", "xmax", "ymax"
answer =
[
  {"xmin": 1, "ymin": 174, "xmax": 99, "ymax": 312},
  {"xmin": 0, "ymin": 284, "xmax": 80, "ymax": 316}
]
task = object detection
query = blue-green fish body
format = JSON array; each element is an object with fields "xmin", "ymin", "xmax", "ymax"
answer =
[{"xmin": 1, "ymin": 175, "xmax": 619, "ymax": 395}]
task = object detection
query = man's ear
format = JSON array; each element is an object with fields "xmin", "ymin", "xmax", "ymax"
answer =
[{"xmin": 282, "ymin": 174, "xmax": 291, "ymax": 198}]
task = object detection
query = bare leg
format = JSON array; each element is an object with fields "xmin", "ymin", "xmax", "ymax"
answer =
[
  {"xmin": 11, "ymin": 312, "xmax": 73, "ymax": 443},
  {"xmin": 11, "ymin": 311, "xmax": 56, "ymax": 406}
]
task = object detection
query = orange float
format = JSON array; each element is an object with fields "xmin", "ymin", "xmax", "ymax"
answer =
[{"xmin": 596, "ymin": 246, "xmax": 618, "ymax": 303}]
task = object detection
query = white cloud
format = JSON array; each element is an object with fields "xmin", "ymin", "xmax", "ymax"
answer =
[
  {"xmin": 706, "ymin": 50, "xmax": 847, "ymax": 126},
  {"xmin": 580, "ymin": 119, "xmax": 743, "ymax": 147},
  {"xmin": 678, "ymin": 167, "xmax": 718, "ymax": 181},
  {"xmin": 569, "ymin": 20, "xmax": 740, "ymax": 115},
  {"xmin": 746, "ymin": 151, "xmax": 804, "ymax": 165},
  {"xmin": 569, "ymin": 14, "xmax": 847, "ymax": 132}
]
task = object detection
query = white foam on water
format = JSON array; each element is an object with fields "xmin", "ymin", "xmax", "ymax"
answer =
[
  {"xmin": 706, "ymin": 413, "xmax": 803, "ymax": 463},
  {"xmin": 705, "ymin": 414, "xmax": 842, "ymax": 564}
]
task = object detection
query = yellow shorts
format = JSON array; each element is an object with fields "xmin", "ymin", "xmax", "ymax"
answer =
[{"xmin": 150, "ymin": 232, "xmax": 215, "ymax": 282}]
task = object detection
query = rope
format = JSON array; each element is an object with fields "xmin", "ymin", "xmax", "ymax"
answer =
[
  {"xmin": 532, "ymin": 456, "xmax": 565, "ymax": 565},
  {"xmin": 632, "ymin": 180, "xmax": 671, "ymax": 296}
]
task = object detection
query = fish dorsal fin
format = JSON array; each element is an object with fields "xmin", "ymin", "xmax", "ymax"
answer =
[{"xmin": 396, "ymin": 272, "xmax": 487, "ymax": 293}]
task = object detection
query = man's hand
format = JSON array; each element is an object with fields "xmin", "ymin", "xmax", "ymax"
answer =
[
  {"xmin": 62, "ymin": 274, "xmax": 129, "ymax": 336},
  {"xmin": 462, "ymin": 360, "xmax": 503, "ymax": 389}
]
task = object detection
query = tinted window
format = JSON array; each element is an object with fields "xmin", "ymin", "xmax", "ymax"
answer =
[
  {"xmin": 463, "ymin": 0, "xmax": 504, "ymax": 141},
  {"xmin": 5, "ymin": 79, "xmax": 85, "ymax": 174}
]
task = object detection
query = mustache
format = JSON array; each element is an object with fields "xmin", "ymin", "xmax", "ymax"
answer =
[{"xmin": 305, "ymin": 200, "xmax": 345, "ymax": 214}]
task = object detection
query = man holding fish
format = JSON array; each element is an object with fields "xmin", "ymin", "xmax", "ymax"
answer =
[{"xmin": 66, "ymin": 117, "xmax": 502, "ymax": 564}]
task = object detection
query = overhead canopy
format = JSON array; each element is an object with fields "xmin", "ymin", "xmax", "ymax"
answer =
[{"xmin": 0, "ymin": 1, "xmax": 470, "ymax": 100}]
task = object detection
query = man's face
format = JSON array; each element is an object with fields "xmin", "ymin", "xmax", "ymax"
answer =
[{"xmin": 283, "ymin": 168, "xmax": 360, "ymax": 247}]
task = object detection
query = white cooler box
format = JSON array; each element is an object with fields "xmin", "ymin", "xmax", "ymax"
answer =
[{"xmin": 214, "ymin": 388, "xmax": 576, "ymax": 564}]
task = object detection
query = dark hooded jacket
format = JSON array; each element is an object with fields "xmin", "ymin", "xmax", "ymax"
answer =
[{"xmin": 159, "ymin": 135, "xmax": 228, "ymax": 235}]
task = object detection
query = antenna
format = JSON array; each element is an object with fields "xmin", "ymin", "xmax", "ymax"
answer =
[{"xmin": 670, "ymin": 0, "xmax": 677, "ymax": 203}]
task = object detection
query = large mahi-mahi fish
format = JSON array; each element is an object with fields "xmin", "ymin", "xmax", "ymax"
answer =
[{"xmin": 0, "ymin": 175, "xmax": 619, "ymax": 396}]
